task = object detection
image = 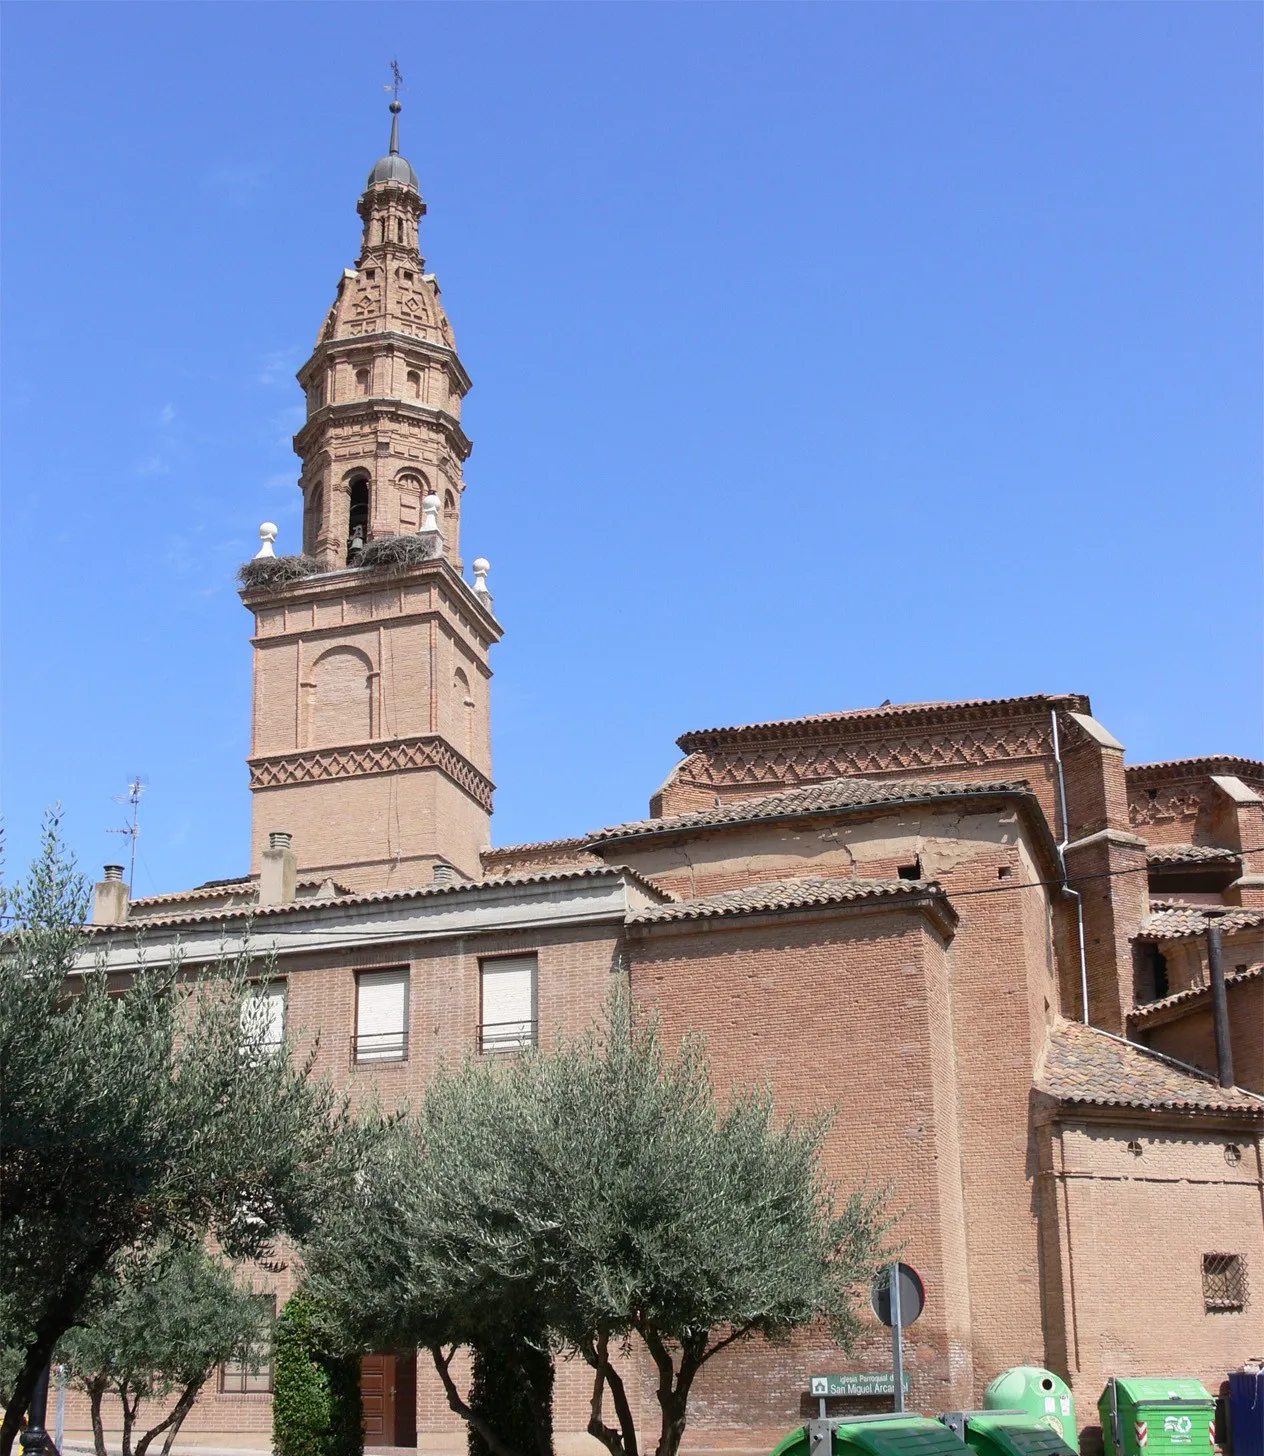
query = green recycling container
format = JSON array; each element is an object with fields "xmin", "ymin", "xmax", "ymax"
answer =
[
  {"xmin": 984, "ymin": 1368, "xmax": 1078, "ymax": 1449},
  {"xmin": 771, "ymin": 1415, "xmax": 970, "ymax": 1456},
  {"xmin": 1097, "ymin": 1378, "xmax": 1215, "ymax": 1456},
  {"xmin": 944, "ymin": 1411, "xmax": 1076, "ymax": 1456}
]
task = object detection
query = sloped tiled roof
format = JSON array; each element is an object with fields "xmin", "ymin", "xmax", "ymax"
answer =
[
  {"xmin": 1138, "ymin": 906, "xmax": 1264, "ymax": 942},
  {"xmin": 483, "ymin": 836, "xmax": 590, "ymax": 859},
  {"xmin": 1128, "ymin": 965, "xmax": 1263, "ymax": 1026},
  {"xmin": 85, "ymin": 865, "xmax": 670, "ymax": 934},
  {"xmin": 676, "ymin": 692, "xmax": 1090, "ymax": 750},
  {"xmin": 586, "ymin": 775, "xmax": 1029, "ymax": 846},
  {"xmin": 626, "ymin": 876, "xmax": 945, "ymax": 925},
  {"xmin": 1126, "ymin": 755, "xmax": 1264, "ymax": 780},
  {"xmin": 129, "ymin": 876, "xmax": 354, "ymax": 909},
  {"xmin": 1146, "ymin": 843, "xmax": 1240, "ymax": 868},
  {"xmin": 1038, "ymin": 1020, "xmax": 1264, "ymax": 1117}
]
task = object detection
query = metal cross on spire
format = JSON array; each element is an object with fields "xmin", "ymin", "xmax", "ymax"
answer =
[{"xmin": 385, "ymin": 59, "xmax": 404, "ymax": 153}]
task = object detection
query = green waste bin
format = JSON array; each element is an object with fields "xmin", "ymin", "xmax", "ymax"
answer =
[
  {"xmin": 771, "ymin": 1414, "xmax": 970, "ymax": 1456},
  {"xmin": 1097, "ymin": 1378, "xmax": 1215, "ymax": 1456},
  {"xmin": 940, "ymin": 1410, "xmax": 1077, "ymax": 1456},
  {"xmin": 984, "ymin": 1369, "xmax": 1077, "ymax": 1449}
]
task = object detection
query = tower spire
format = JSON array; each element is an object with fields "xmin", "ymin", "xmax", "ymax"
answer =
[{"xmin": 388, "ymin": 59, "xmax": 403, "ymax": 155}]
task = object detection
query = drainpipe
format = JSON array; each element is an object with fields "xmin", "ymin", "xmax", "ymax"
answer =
[
  {"xmin": 1205, "ymin": 920, "xmax": 1234, "ymax": 1088},
  {"xmin": 1050, "ymin": 709, "xmax": 1091, "ymax": 1025}
]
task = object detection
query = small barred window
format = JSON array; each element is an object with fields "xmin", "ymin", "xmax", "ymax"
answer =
[{"xmin": 1203, "ymin": 1254, "xmax": 1247, "ymax": 1313}]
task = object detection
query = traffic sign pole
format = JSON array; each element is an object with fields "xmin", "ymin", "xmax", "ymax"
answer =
[{"xmin": 890, "ymin": 1264, "xmax": 904, "ymax": 1414}]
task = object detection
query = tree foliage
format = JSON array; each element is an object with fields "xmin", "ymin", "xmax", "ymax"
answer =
[
  {"xmin": 272, "ymin": 1292, "xmax": 362, "ymax": 1456},
  {"xmin": 57, "ymin": 1245, "xmax": 268, "ymax": 1456},
  {"xmin": 304, "ymin": 996, "xmax": 890, "ymax": 1456},
  {"xmin": 0, "ymin": 816, "xmax": 347, "ymax": 1456}
]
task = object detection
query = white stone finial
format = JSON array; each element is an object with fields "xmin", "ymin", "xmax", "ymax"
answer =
[
  {"xmin": 420, "ymin": 493, "xmax": 441, "ymax": 535},
  {"xmin": 472, "ymin": 557, "xmax": 491, "ymax": 603},
  {"xmin": 255, "ymin": 522, "xmax": 278, "ymax": 559}
]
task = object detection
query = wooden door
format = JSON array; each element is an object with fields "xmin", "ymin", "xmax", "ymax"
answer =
[{"xmin": 360, "ymin": 1354, "xmax": 395, "ymax": 1446}]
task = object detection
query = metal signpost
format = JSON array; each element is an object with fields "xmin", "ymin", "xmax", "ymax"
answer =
[{"xmin": 869, "ymin": 1263, "xmax": 925, "ymax": 1415}]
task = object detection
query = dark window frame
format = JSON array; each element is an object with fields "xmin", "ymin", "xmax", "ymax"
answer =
[{"xmin": 219, "ymin": 1294, "xmax": 277, "ymax": 1394}]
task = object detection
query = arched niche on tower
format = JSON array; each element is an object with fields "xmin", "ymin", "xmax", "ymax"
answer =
[
  {"xmin": 439, "ymin": 478, "xmax": 461, "ymax": 560},
  {"xmin": 302, "ymin": 477, "xmax": 325, "ymax": 559},
  {"xmin": 394, "ymin": 469, "xmax": 429, "ymax": 533},
  {"xmin": 452, "ymin": 667, "xmax": 476, "ymax": 760},
  {"xmin": 308, "ymin": 644, "xmax": 375, "ymax": 747}
]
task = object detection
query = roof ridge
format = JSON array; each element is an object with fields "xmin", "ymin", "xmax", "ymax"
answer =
[{"xmin": 675, "ymin": 692, "xmax": 1090, "ymax": 750}]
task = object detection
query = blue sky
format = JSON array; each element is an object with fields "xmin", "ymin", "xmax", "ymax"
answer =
[{"xmin": 2, "ymin": 1, "xmax": 1260, "ymax": 895}]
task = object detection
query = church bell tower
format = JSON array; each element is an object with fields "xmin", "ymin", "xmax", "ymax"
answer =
[{"xmin": 241, "ymin": 99, "xmax": 500, "ymax": 892}]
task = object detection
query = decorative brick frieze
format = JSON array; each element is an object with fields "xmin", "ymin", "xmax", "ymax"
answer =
[
  {"xmin": 673, "ymin": 720, "xmax": 1055, "ymax": 792},
  {"xmin": 249, "ymin": 734, "xmax": 494, "ymax": 813}
]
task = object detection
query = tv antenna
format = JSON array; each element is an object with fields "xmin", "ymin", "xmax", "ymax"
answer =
[{"xmin": 108, "ymin": 776, "xmax": 146, "ymax": 894}]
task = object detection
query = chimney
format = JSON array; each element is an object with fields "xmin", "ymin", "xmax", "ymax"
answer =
[
  {"xmin": 432, "ymin": 861, "xmax": 455, "ymax": 886},
  {"xmin": 259, "ymin": 831, "xmax": 298, "ymax": 906},
  {"xmin": 91, "ymin": 865, "xmax": 130, "ymax": 925}
]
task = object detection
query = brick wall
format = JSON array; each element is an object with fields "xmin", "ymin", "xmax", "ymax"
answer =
[{"xmin": 1037, "ymin": 1115, "xmax": 1264, "ymax": 1429}]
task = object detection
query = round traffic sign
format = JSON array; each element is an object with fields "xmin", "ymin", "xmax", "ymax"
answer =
[{"xmin": 870, "ymin": 1263, "xmax": 925, "ymax": 1327}]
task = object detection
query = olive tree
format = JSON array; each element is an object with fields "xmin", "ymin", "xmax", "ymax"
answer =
[
  {"xmin": 304, "ymin": 997, "xmax": 890, "ymax": 1456},
  {"xmin": 58, "ymin": 1245, "xmax": 269, "ymax": 1456},
  {"xmin": 0, "ymin": 817, "xmax": 346, "ymax": 1456}
]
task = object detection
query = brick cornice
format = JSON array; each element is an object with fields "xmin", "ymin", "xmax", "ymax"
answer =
[
  {"xmin": 293, "ymin": 398, "xmax": 471, "ymax": 461},
  {"xmin": 238, "ymin": 556, "xmax": 501, "ymax": 639},
  {"xmin": 624, "ymin": 889, "xmax": 958, "ymax": 944},
  {"xmin": 298, "ymin": 331, "xmax": 472, "ymax": 395},
  {"xmin": 248, "ymin": 733, "xmax": 495, "ymax": 812}
]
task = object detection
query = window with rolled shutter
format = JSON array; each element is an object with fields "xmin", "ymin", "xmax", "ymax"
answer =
[
  {"xmin": 240, "ymin": 982, "xmax": 286, "ymax": 1055},
  {"xmin": 355, "ymin": 969, "xmax": 409, "ymax": 1061},
  {"xmin": 480, "ymin": 956, "xmax": 536, "ymax": 1052}
]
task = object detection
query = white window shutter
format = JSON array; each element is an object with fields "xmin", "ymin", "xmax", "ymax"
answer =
[
  {"xmin": 356, "ymin": 969, "xmax": 408, "ymax": 1060},
  {"xmin": 240, "ymin": 982, "xmax": 286, "ymax": 1052},
  {"xmin": 480, "ymin": 956, "xmax": 536, "ymax": 1050}
]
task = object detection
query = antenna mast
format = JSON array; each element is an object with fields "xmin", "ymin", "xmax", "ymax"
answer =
[{"xmin": 108, "ymin": 776, "xmax": 146, "ymax": 894}]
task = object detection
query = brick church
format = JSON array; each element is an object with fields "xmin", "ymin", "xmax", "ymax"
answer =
[{"xmin": 77, "ymin": 101, "xmax": 1263, "ymax": 1451}]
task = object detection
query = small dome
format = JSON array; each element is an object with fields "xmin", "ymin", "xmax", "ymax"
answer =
[{"xmin": 367, "ymin": 152, "xmax": 419, "ymax": 188}]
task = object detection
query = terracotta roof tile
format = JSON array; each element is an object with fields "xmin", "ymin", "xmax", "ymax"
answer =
[
  {"xmin": 482, "ymin": 837, "xmax": 590, "ymax": 859},
  {"xmin": 1128, "ymin": 965, "xmax": 1263, "ymax": 1026},
  {"xmin": 85, "ymin": 865, "xmax": 669, "ymax": 934},
  {"xmin": 1037, "ymin": 1020, "xmax": 1264, "ymax": 1117},
  {"xmin": 1146, "ymin": 844, "xmax": 1240, "ymax": 867},
  {"xmin": 586, "ymin": 775, "xmax": 1029, "ymax": 846},
  {"xmin": 1126, "ymin": 755, "xmax": 1264, "ymax": 780},
  {"xmin": 129, "ymin": 876, "xmax": 354, "ymax": 909},
  {"xmin": 1138, "ymin": 907, "xmax": 1264, "ymax": 942},
  {"xmin": 676, "ymin": 693, "xmax": 1089, "ymax": 750},
  {"xmin": 626, "ymin": 876, "xmax": 945, "ymax": 925}
]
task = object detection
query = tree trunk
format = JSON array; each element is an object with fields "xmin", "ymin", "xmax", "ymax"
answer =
[
  {"xmin": 134, "ymin": 1376, "xmax": 206, "ymax": 1456},
  {"xmin": 89, "ymin": 1380, "xmax": 109, "ymax": 1456},
  {"xmin": 0, "ymin": 1250, "xmax": 113, "ymax": 1456},
  {"xmin": 119, "ymin": 1385, "xmax": 140, "ymax": 1456},
  {"xmin": 580, "ymin": 1336, "xmax": 638, "ymax": 1456},
  {"xmin": 431, "ymin": 1346, "xmax": 528, "ymax": 1456}
]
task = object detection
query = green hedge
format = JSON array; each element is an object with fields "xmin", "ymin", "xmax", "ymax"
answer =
[
  {"xmin": 467, "ymin": 1333, "xmax": 553, "ymax": 1456},
  {"xmin": 272, "ymin": 1293, "xmax": 363, "ymax": 1456}
]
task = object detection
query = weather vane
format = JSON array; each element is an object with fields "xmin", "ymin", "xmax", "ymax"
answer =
[{"xmin": 386, "ymin": 60, "xmax": 403, "ymax": 104}]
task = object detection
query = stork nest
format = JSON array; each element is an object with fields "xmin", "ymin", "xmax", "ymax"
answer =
[
  {"xmin": 236, "ymin": 554, "xmax": 323, "ymax": 591},
  {"xmin": 357, "ymin": 533, "xmax": 441, "ymax": 571}
]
